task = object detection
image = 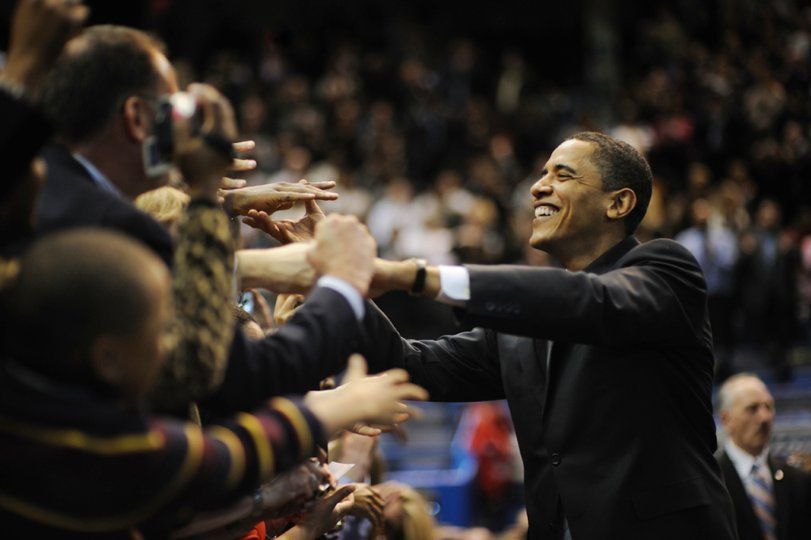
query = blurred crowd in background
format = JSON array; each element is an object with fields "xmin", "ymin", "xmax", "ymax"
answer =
[
  {"xmin": 2, "ymin": 0, "xmax": 811, "ymax": 538},
  {"xmin": 135, "ymin": 0, "xmax": 811, "ymax": 380}
]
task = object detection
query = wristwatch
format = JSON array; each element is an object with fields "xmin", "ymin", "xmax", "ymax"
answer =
[{"xmin": 409, "ymin": 258, "xmax": 428, "ymax": 296}]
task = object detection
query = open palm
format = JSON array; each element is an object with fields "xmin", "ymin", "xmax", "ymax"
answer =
[{"xmin": 244, "ymin": 199, "xmax": 326, "ymax": 244}]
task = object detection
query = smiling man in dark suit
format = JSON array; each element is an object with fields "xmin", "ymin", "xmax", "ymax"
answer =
[
  {"xmin": 717, "ymin": 373, "xmax": 811, "ymax": 540},
  {"xmin": 362, "ymin": 132, "xmax": 738, "ymax": 539}
]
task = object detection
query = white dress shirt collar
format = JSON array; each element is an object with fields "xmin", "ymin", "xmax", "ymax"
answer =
[{"xmin": 725, "ymin": 439, "xmax": 771, "ymax": 482}]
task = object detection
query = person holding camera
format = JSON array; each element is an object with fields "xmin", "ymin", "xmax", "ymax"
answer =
[{"xmin": 31, "ymin": 23, "xmax": 388, "ymax": 416}]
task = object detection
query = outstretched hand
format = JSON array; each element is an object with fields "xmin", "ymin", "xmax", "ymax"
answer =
[
  {"xmin": 305, "ymin": 355, "xmax": 428, "ymax": 437},
  {"xmin": 243, "ymin": 183, "xmax": 327, "ymax": 244},
  {"xmin": 343, "ymin": 354, "xmax": 415, "ymax": 438},
  {"xmin": 291, "ymin": 484, "xmax": 356, "ymax": 538},
  {"xmin": 307, "ymin": 214, "xmax": 376, "ymax": 296},
  {"xmin": 219, "ymin": 140, "xmax": 256, "ymax": 190},
  {"xmin": 220, "ymin": 179, "xmax": 338, "ymax": 217},
  {"xmin": 174, "ymin": 84, "xmax": 238, "ymax": 200}
]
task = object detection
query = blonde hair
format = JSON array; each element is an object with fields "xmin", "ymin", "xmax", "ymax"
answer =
[
  {"xmin": 135, "ymin": 186, "xmax": 189, "ymax": 227},
  {"xmin": 398, "ymin": 487, "xmax": 435, "ymax": 540}
]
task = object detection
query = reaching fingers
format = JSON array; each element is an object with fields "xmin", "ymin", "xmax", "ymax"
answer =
[
  {"xmin": 278, "ymin": 182, "xmax": 339, "ymax": 199},
  {"xmin": 350, "ymin": 424, "xmax": 382, "ymax": 437},
  {"xmin": 395, "ymin": 383, "xmax": 429, "ymax": 402},
  {"xmin": 301, "ymin": 180, "xmax": 337, "ymax": 190},
  {"xmin": 376, "ymin": 368, "xmax": 410, "ymax": 384},
  {"xmin": 221, "ymin": 177, "xmax": 247, "ymax": 189},
  {"xmin": 304, "ymin": 198, "xmax": 326, "ymax": 217},
  {"xmin": 242, "ymin": 213, "xmax": 278, "ymax": 236},
  {"xmin": 326, "ymin": 485, "xmax": 356, "ymax": 509},
  {"xmin": 344, "ymin": 354, "xmax": 368, "ymax": 383},
  {"xmin": 233, "ymin": 140, "xmax": 256, "ymax": 153},
  {"xmin": 231, "ymin": 157, "xmax": 257, "ymax": 172}
]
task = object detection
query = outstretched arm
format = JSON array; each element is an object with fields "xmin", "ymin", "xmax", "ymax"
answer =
[{"xmin": 372, "ymin": 240, "xmax": 708, "ymax": 347}]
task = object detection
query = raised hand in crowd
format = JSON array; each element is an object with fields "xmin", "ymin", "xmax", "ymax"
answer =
[
  {"xmin": 237, "ymin": 242, "xmax": 316, "ymax": 293},
  {"xmin": 339, "ymin": 351, "xmax": 411, "ymax": 438},
  {"xmin": 308, "ymin": 214, "xmax": 377, "ymax": 296},
  {"xmin": 172, "ymin": 83, "xmax": 238, "ymax": 201},
  {"xmin": 247, "ymin": 288, "xmax": 275, "ymax": 331},
  {"xmin": 171, "ymin": 461, "xmax": 325, "ymax": 539},
  {"xmin": 242, "ymin": 181, "xmax": 327, "ymax": 244},
  {"xmin": 344, "ymin": 483, "xmax": 385, "ymax": 533},
  {"xmin": 304, "ymin": 355, "xmax": 428, "ymax": 438},
  {"xmin": 274, "ymin": 293, "xmax": 305, "ymax": 327},
  {"xmin": 1, "ymin": 0, "xmax": 88, "ymax": 97},
  {"xmin": 283, "ymin": 484, "xmax": 357, "ymax": 540},
  {"xmin": 237, "ymin": 204, "xmax": 377, "ymax": 298},
  {"xmin": 219, "ymin": 139, "xmax": 256, "ymax": 189},
  {"xmin": 220, "ymin": 179, "xmax": 338, "ymax": 216}
]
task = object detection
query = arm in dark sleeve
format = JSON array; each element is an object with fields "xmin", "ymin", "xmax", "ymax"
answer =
[
  {"xmin": 356, "ymin": 301, "xmax": 505, "ymax": 402},
  {"xmin": 0, "ymin": 88, "xmax": 51, "ymax": 197},
  {"xmin": 201, "ymin": 286, "xmax": 361, "ymax": 414},
  {"xmin": 461, "ymin": 239, "xmax": 708, "ymax": 347}
]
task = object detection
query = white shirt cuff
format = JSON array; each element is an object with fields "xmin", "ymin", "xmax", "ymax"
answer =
[
  {"xmin": 317, "ymin": 276, "xmax": 365, "ymax": 320},
  {"xmin": 437, "ymin": 265, "xmax": 470, "ymax": 306}
]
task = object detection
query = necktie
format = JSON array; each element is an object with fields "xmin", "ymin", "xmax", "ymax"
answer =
[{"xmin": 746, "ymin": 462, "xmax": 777, "ymax": 540}]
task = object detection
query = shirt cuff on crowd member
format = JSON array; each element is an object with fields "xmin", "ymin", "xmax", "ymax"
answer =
[
  {"xmin": 317, "ymin": 276, "xmax": 365, "ymax": 320},
  {"xmin": 437, "ymin": 265, "xmax": 470, "ymax": 306}
]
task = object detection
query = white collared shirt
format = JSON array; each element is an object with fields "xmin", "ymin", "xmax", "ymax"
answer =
[{"xmin": 725, "ymin": 439, "xmax": 773, "ymax": 488}]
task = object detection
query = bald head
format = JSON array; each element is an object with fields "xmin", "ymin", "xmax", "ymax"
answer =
[
  {"xmin": 5, "ymin": 229, "xmax": 170, "ymax": 396},
  {"xmin": 718, "ymin": 373, "xmax": 775, "ymax": 457}
]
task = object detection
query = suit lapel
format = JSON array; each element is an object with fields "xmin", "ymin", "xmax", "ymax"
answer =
[
  {"xmin": 541, "ymin": 341, "xmax": 573, "ymax": 417},
  {"xmin": 769, "ymin": 456, "xmax": 789, "ymax": 540},
  {"xmin": 719, "ymin": 452, "xmax": 764, "ymax": 539},
  {"xmin": 500, "ymin": 335, "xmax": 547, "ymax": 411}
]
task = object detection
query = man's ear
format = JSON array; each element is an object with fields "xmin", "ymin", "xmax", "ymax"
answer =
[
  {"xmin": 606, "ymin": 188, "xmax": 637, "ymax": 222},
  {"xmin": 88, "ymin": 336, "xmax": 124, "ymax": 389},
  {"xmin": 121, "ymin": 96, "xmax": 151, "ymax": 144}
]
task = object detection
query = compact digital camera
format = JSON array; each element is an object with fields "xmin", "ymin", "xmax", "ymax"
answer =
[{"xmin": 142, "ymin": 92, "xmax": 200, "ymax": 178}]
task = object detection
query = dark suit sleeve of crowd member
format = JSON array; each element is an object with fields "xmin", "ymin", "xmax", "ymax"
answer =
[
  {"xmin": 354, "ymin": 301, "xmax": 505, "ymax": 402},
  {"xmin": 200, "ymin": 286, "xmax": 362, "ymax": 414},
  {"xmin": 462, "ymin": 239, "xmax": 708, "ymax": 346},
  {"xmin": 0, "ymin": 88, "xmax": 51, "ymax": 198},
  {"xmin": 148, "ymin": 201, "xmax": 235, "ymax": 412}
]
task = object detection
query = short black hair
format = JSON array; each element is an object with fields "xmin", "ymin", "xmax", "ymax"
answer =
[
  {"xmin": 3, "ymin": 229, "xmax": 164, "ymax": 384},
  {"xmin": 41, "ymin": 25, "xmax": 166, "ymax": 144},
  {"xmin": 569, "ymin": 131, "xmax": 653, "ymax": 235}
]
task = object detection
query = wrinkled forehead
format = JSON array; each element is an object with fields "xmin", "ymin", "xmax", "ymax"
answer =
[
  {"xmin": 730, "ymin": 378, "xmax": 774, "ymax": 409},
  {"xmin": 545, "ymin": 139, "xmax": 601, "ymax": 178}
]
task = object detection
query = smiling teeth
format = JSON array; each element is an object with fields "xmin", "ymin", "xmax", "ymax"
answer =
[{"xmin": 535, "ymin": 206, "xmax": 560, "ymax": 217}]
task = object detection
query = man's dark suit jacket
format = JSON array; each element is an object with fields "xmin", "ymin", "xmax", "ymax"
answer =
[
  {"xmin": 718, "ymin": 451, "xmax": 811, "ymax": 540},
  {"xmin": 36, "ymin": 144, "xmax": 175, "ymax": 266},
  {"xmin": 1, "ymin": 89, "xmax": 51, "ymax": 197},
  {"xmin": 362, "ymin": 236, "xmax": 738, "ymax": 539},
  {"xmin": 34, "ymin": 144, "xmax": 362, "ymax": 415}
]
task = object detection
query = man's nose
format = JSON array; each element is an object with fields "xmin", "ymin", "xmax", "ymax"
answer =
[{"xmin": 531, "ymin": 178, "xmax": 553, "ymax": 198}]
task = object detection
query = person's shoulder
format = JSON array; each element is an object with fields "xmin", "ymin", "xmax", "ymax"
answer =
[
  {"xmin": 771, "ymin": 457, "xmax": 811, "ymax": 481},
  {"xmin": 625, "ymin": 237, "xmax": 702, "ymax": 267}
]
